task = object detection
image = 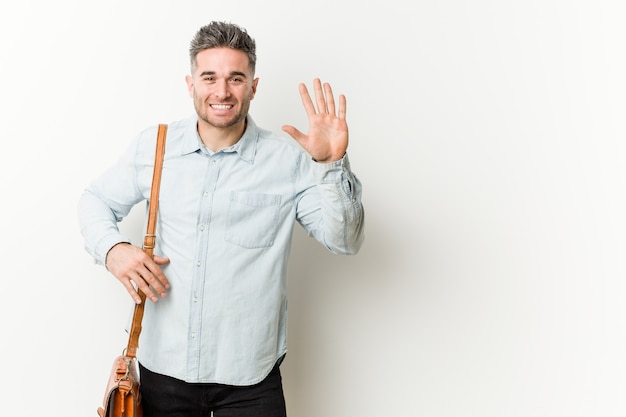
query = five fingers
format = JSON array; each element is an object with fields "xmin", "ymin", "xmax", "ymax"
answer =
[
  {"xmin": 300, "ymin": 78, "xmax": 345, "ymax": 119},
  {"xmin": 107, "ymin": 244, "xmax": 170, "ymax": 304}
]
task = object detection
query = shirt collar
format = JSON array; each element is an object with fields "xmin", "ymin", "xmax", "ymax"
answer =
[{"xmin": 181, "ymin": 115, "xmax": 258, "ymax": 164}]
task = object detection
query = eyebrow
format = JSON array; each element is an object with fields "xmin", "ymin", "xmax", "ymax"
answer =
[{"xmin": 199, "ymin": 70, "xmax": 248, "ymax": 78}]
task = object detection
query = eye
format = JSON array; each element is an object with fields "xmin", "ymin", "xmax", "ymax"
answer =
[{"xmin": 230, "ymin": 77, "xmax": 244, "ymax": 84}]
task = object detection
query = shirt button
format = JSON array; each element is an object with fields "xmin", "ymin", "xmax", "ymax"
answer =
[
  {"xmin": 200, "ymin": 225, "xmax": 205, "ymax": 231},
  {"xmin": 204, "ymin": 192, "xmax": 209, "ymax": 197},
  {"xmin": 197, "ymin": 261, "xmax": 201, "ymax": 267},
  {"xmin": 191, "ymin": 332, "xmax": 196, "ymax": 338}
]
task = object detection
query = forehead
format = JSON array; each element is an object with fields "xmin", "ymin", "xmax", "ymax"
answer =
[{"xmin": 193, "ymin": 47, "xmax": 251, "ymax": 75}]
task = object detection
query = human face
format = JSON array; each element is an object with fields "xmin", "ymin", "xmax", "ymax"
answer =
[{"xmin": 186, "ymin": 47, "xmax": 258, "ymax": 131}]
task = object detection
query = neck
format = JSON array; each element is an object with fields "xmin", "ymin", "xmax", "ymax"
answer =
[{"xmin": 197, "ymin": 118, "xmax": 247, "ymax": 152}]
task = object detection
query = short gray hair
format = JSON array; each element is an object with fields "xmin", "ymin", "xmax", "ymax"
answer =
[{"xmin": 189, "ymin": 21, "xmax": 257, "ymax": 74}]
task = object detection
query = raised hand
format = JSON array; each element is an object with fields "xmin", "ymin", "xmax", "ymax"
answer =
[{"xmin": 281, "ymin": 78, "xmax": 349, "ymax": 163}]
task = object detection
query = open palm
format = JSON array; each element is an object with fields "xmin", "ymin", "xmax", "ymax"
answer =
[{"xmin": 282, "ymin": 78, "xmax": 349, "ymax": 163}]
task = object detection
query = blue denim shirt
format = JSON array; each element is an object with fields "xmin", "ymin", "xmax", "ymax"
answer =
[{"xmin": 78, "ymin": 115, "xmax": 364, "ymax": 385}]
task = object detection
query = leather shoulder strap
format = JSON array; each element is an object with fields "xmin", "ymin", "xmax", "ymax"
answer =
[{"xmin": 126, "ymin": 123, "xmax": 168, "ymax": 358}]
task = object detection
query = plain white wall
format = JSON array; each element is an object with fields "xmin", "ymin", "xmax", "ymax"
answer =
[{"xmin": 1, "ymin": 0, "xmax": 625, "ymax": 416}]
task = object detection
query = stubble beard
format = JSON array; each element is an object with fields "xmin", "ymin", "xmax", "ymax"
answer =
[{"xmin": 194, "ymin": 93, "xmax": 251, "ymax": 130}]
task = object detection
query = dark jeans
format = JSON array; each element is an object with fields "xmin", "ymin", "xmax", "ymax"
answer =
[{"xmin": 139, "ymin": 362, "xmax": 287, "ymax": 417}]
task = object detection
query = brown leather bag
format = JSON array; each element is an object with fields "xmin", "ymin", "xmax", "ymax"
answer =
[
  {"xmin": 97, "ymin": 124, "xmax": 168, "ymax": 417},
  {"xmin": 98, "ymin": 355, "xmax": 143, "ymax": 417}
]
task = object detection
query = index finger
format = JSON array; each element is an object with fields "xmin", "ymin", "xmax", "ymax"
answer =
[{"xmin": 298, "ymin": 82, "xmax": 316, "ymax": 116}]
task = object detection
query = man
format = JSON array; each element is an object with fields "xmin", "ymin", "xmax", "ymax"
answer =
[{"xmin": 78, "ymin": 21, "xmax": 364, "ymax": 417}]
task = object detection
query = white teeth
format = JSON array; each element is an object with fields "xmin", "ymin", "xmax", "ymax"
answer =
[{"xmin": 211, "ymin": 104, "xmax": 231, "ymax": 110}]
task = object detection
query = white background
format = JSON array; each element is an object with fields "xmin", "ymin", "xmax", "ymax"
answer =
[{"xmin": 1, "ymin": 1, "xmax": 625, "ymax": 416}]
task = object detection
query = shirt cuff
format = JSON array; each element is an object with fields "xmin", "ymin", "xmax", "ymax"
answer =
[
  {"xmin": 94, "ymin": 234, "xmax": 131, "ymax": 266},
  {"xmin": 312, "ymin": 153, "xmax": 352, "ymax": 183}
]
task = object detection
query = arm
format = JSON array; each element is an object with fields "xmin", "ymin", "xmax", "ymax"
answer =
[
  {"xmin": 284, "ymin": 79, "xmax": 365, "ymax": 254},
  {"xmin": 77, "ymin": 135, "xmax": 170, "ymax": 304}
]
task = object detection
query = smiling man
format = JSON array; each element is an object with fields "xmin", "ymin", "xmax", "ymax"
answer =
[
  {"xmin": 78, "ymin": 21, "xmax": 365, "ymax": 417},
  {"xmin": 187, "ymin": 46, "xmax": 257, "ymax": 140}
]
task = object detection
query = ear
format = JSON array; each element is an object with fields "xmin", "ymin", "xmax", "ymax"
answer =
[
  {"xmin": 185, "ymin": 75, "xmax": 194, "ymax": 98},
  {"xmin": 250, "ymin": 77, "xmax": 259, "ymax": 100}
]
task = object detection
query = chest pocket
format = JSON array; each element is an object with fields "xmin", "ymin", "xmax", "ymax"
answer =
[{"xmin": 225, "ymin": 192, "xmax": 282, "ymax": 248}]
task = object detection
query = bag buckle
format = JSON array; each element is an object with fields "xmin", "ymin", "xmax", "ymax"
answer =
[{"xmin": 143, "ymin": 234, "xmax": 156, "ymax": 250}]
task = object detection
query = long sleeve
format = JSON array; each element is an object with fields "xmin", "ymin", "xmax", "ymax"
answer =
[
  {"xmin": 296, "ymin": 153, "xmax": 365, "ymax": 255},
  {"xmin": 77, "ymin": 136, "xmax": 147, "ymax": 265}
]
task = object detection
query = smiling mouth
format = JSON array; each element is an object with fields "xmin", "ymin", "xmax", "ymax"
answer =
[{"xmin": 211, "ymin": 104, "xmax": 233, "ymax": 110}]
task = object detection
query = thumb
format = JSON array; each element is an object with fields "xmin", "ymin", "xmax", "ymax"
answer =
[
  {"xmin": 153, "ymin": 255, "xmax": 171, "ymax": 265},
  {"xmin": 281, "ymin": 125, "xmax": 304, "ymax": 141}
]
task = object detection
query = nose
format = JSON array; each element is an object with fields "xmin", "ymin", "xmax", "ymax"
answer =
[{"xmin": 212, "ymin": 79, "xmax": 231, "ymax": 99}]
